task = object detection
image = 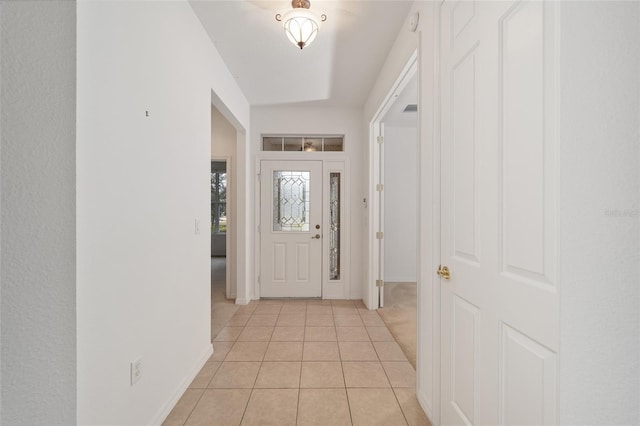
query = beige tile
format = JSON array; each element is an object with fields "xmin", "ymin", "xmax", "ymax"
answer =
[
  {"xmin": 280, "ymin": 303, "xmax": 307, "ymax": 314},
  {"xmin": 307, "ymin": 299, "xmax": 332, "ymax": 305},
  {"xmin": 305, "ymin": 326, "xmax": 337, "ymax": 341},
  {"xmin": 347, "ymin": 388, "xmax": 408, "ymax": 426},
  {"xmin": 339, "ymin": 341, "xmax": 379, "ymax": 361},
  {"xmin": 185, "ymin": 389, "xmax": 251, "ymax": 426},
  {"xmin": 305, "ymin": 314, "xmax": 334, "ymax": 326},
  {"xmin": 367, "ymin": 326, "xmax": 395, "ymax": 341},
  {"xmin": 271, "ymin": 326, "xmax": 305, "ymax": 342},
  {"xmin": 276, "ymin": 313, "xmax": 306, "ymax": 326},
  {"xmin": 297, "ymin": 389, "xmax": 351, "ymax": 426},
  {"xmin": 162, "ymin": 389, "xmax": 203, "ymax": 426},
  {"xmin": 300, "ymin": 361, "xmax": 345, "ymax": 388},
  {"xmin": 373, "ymin": 341, "xmax": 408, "ymax": 361},
  {"xmin": 333, "ymin": 305, "xmax": 359, "ymax": 315},
  {"xmin": 226, "ymin": 314, "xmax": 251, "ymax": 326},
  {"xmin": 254, "ymin": 361, "xmax": 301, "ymax": 388},
  {"xmin": 246, "ymin": 314, "xmax": 278, "ymax": 327},
  {"xmin": 241, "ymin": 389, "xmax": 298, "ymax": 426},
  {"xmin": 189, "ymin": 361, "xmax": 222, "ymax": 388},
  {"xmin": 360, "ymin": 312, "xmax": 386, "ymax": 327},
  {"xmin": 336, "ymin": 326, "xmax": 370, "ymax": 342},
  {"xmin": 253, "ymin": 304, "xmax": 282, "ymax": 315},
  {"xmin": 259, "ymin": 299, "xmax": 283, "ymax": 305},
  {"xmin": 210, "ymin": 341, "xmax": 234, "ymax": 361},
  {"xmin": 237, "ymin": 326, "xmax": 274, "ymax": 342},
  {"xmin": 306, "ymin": 305, "xmax": 333, "ymax": 315},
  {"xmin": 355, "ymin": 300, "xmax": 367, "ymax": 309},
  {"xmin": 303, "ymin": 341, "xmax": 341, "ymax": 361},
  {"xmin": 383, "ymin": 361, "xmax": 416, "ymax": 388},
  {"xmin": 331, "ymin": 299, "xmax": 355, "ymax": 306},
  {"xmin": 208, "ymin": 361, "xmax": 260, "ymax": 388},
  {"xmin": 234, "ymin": 304, "xmax": 257, "ymax": 316},
  {"xmin": 213, "ymin": 326, "xmax": 243, "ymax": 342},
  {"xmin": 394, "ymin": 388, "xmax": 432, "ymax": 426},
  {"xmin": 264, "ymin": 341, "xmax": 303, "ymax": 361},
  {"xmin": 334, "ymin": 314, "xmax": 364, "ymax": 327},
  {"xmin": 225, "ymin": 341, "xmax": 268, "ymax": 361},
  {"xmin": 343, "ymin": 361, "xmax": 390, "ymax": 388}
]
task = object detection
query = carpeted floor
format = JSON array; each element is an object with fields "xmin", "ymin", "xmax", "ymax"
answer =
[{"xmin": 377, "ymin": 282, "xmax": 418, "ymax": 369}]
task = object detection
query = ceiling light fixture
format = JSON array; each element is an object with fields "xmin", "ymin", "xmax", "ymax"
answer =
[{"xmin": 275, "ymin": 0, "xmax": 326, "ymax": 50}]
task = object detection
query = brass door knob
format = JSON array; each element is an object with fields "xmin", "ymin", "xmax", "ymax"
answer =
[
  {"xmin": 311, "ymin": 234, "xmax": 321, "ymax": 239},
  {"xmin": 437, "ymin": 265, "xmax": 451, "ymax": 280}
]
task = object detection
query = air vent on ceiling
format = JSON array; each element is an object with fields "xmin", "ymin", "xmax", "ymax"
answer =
[{"xmin": 403, "ymin": 104, "xmax": 418, "ymax": 112}]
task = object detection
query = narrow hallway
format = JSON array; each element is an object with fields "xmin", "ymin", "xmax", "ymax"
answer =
[{"xmin": 164, "ymin": 262, "xmax": 430, "ymax": 425}]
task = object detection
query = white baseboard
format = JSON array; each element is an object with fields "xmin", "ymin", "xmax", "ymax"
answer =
[
  {"xmin": 151, "ymin": 343, "xmax": 213, "ymax": 425},
  {"xmin": 235, "ymin": 298, "xmax": 250, "ymax": 305}
]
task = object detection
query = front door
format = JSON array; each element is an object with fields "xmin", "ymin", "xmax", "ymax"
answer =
[
  {"xmin": 260, "ymin": 160, "xmax": 323, "ymax": 298},
  {"xmin": 440, "ymin": 1, "xmax": 558, "ymax": 424}
]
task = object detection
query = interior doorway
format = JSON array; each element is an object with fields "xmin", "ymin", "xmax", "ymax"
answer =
[
  {"xmin": 368, "ymin": 52, "xmax": 418, "ymax": 309},
  {"xmin": 211, "ymin": 105, "xmax": 237, "ymax": 300}
]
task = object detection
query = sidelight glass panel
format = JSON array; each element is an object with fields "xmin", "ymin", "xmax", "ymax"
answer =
[
  {"xmin": 273, "ymin": 171, "xmax": 310, "ymax": 232},
  {"xmin": 329, "ymin": 172, "xmax": 341, "ymax": 280}
]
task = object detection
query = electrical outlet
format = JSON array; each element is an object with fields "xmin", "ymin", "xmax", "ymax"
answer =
[{"xmin": 131, "ymin": 357, "xmax": 142, "ymax": 385}]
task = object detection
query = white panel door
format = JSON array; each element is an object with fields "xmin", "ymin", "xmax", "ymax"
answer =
[
  {"xmin": 260, "ymin": 160, "xmax": 323, "ymax": 298},
  {"xmin": 440, "ymin": 1, "xmax": 558, "ymax": 424}
]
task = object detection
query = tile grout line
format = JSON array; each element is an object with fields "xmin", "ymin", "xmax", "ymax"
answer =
[
  {"xmin": 190, "ymin": 300, "xmax": 415, "ymax": 425},
  {"xmin": 336, "ymin": 308, "xmax": 355, "ymax": 426},
  {"xmin": 179, "ymin": 388, "xmax": 207, "ymax": 426}
]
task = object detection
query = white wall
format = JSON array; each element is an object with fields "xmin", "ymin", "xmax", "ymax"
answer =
[
  {"xmin": 363, "ymin": 4, "xmax": 420, "ymax": 310},
  {"xmin": 1, "ymin": 2, "xmax": 77, "ymax": 424},
  {"xmin": 251, "ymin": 105, "xmax": 364, "ymax": 300},
  {"xmin": 77, "ymin": 1, "xmax": 250, "ymax": 424},
  {"xmin": 211, "ymin": 106, "xmax": 238, "ymax": 296},
  {"xmin": 363, "ymin": 1, "xmax": 440, "ymax": 422},
  {"xmin": 558, "ymin": 2, "xmax": 640, "ymax": 424},
  {"xmin": 384, "ymin": 125, "xmax": 418, "ymax": 282}
]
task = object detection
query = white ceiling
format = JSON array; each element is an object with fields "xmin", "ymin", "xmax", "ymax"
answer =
[{"xmin": 190, "ymin": 0, "xmax": 413, "ymax": 107}]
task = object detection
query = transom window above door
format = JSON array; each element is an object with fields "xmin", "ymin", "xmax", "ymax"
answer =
[{"xmin": 262, "ymin": 135, "xmax": 344, "ymax": 152}]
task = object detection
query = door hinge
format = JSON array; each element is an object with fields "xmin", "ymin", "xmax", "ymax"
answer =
[
  {"xmin": 376, "ymin": 184, "xmax": 384, "ymax": 192},
  {"xmin": 376, "ymin": 231, "xmax": 384, "ymax": 239},
  {"xmin": 257, "ymin": 275, "xmax": 260, "ymax": 284},
  {"xmin": 258, "ymin": 224, "xmax": 261, "ymax": 233},
  {"xmin": 376, "ymin": 279, "xmax": 384, "ymax": 288},
  {"xmin": 377, "ymin": 136, "xmax": 384, "ymax": 144}
]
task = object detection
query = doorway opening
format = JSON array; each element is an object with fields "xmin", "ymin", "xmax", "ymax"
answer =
[
  {"xmin": 368, "ymin": 52, "xmax": 418, "ymax": 310},
  {"xmin": 210, "ymin": 101, "xmax": 241, "ymax": 339},
  {"xmin": 365, "ymin": 52, "xmax": 420, "ymax": 372}
]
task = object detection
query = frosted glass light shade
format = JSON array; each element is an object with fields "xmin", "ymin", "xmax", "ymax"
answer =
[{"xmin": 282, "ymin": 9, "xmax": 320, "ymax": 49}]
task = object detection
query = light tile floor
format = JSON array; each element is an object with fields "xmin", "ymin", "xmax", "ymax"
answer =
[{"xmin": 164, "ymin": 299, "xmax": 431, "ymax": 426}]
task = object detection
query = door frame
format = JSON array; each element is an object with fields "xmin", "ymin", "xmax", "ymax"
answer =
[
  {"xmin": 255, "ymin": 154, "xmax": 350, "ymax": 300},
  {"xmin": 366, "ymin": 51, "xmax": 418, "ymax": 310}
]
